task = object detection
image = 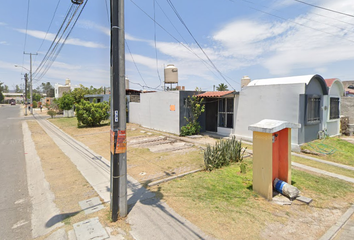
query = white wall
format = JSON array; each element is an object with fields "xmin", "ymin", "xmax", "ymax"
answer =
[
  {"xmin": 325, "ymin": 81, "xmax": 343, "ymax": 136},
  {"xmin": 129, "ymin": 91, "xmax": 181, "ymax": 135},
  {"xmin": 233, "ymin": 84, "xmax": 305, "ymax": 145}
]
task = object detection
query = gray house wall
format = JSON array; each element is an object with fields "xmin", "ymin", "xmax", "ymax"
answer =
[{"xmin": 299, "ymin": 77, "xmax": 328, "ymax": 144}]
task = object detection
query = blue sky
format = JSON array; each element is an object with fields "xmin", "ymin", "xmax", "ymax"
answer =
[{"xmin": 1, "ymin": 0, "xmax": 354, "ymax": 92}]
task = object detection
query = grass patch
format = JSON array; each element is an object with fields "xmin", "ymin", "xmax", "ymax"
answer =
[
  {"xmin": 153, "ymin": 159, "xmax": 354, "ymax": 239},
  {"xmin": 291, "ymin": 168, "xmax": 354, "ymax": 206},
  {"xmin": 292, "ymin": 156, "xmax": 354, "ymax": 179},
  {"xmin": 301, "ymin": 137, "xmax": 354, "ymax": 166}
]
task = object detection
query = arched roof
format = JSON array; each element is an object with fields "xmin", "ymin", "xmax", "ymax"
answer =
[
  {"xmin": 248, "ymin": 74, "xmax": 328, "ymax": 95},
  {"xmin": 325, "ymin": 78, "xmax": 345, "ymax": 96}
]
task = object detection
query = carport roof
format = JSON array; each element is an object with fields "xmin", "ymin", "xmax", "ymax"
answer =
[{"xmin": 196, "ymin": 90, "xmax": 236, "ymax": 98}]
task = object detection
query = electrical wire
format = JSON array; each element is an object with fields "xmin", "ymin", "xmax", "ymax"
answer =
[
  {"xmin": 33, "ymin": 1, "xmax": 89, "ymax": 82},
  {"xmin": 292, "ymin": 0, "xmax": 354, "ymax": 18},
  {"xmin": 21, "ymin": 0, "xmax": 31, "ymax": 75},
  {"xmin": 125, "ymin": 41, "xmax": 148, "ymax": 88},
  {"xmin": 166, "ymin": 0, "xmax": 235, "ymax": 90},
  {"xmin": 228, "ymin": 0, "xmax": 354, "ymax": 44},
  {"xmin": 36, "ymin": 0, "xmax": 62, "ymax": 55},
  {"xmin": 129, "ymin": 0, "xmax": 240, "ymax": 89},
  {"xmin": 153, "ymin": 0, "xmax": 163, "ymax": 89}
]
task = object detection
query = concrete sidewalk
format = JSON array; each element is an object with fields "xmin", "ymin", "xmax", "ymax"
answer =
[{"xmin": 33, "ymin": 114, "xmax": 215, "ymax": 240}]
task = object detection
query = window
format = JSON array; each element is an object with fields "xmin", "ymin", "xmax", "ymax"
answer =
[
  {"xmin": 330, "ymin": 97, "xmax": 340, "ymax": 120},
  {"xmin": 306, "ymin": 95, "xmax": 321, "ymax": 124},
  {"xmin": 218, "ymin": 98, "xmax": 234, "ymax": 128}
]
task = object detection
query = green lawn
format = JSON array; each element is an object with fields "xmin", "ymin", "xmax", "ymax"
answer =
[
  {"xmin": 154, "ymin": 159, "xmax": 354, "ymax": 239},
  {"xmin": 301, "ymin": 137, "xmax": 354, "ymax": 166}
]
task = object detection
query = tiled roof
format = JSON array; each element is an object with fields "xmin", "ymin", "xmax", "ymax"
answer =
[
  {"xmin": 324, "ymin": 78, "xmax": 338, "ymax": 87},
  {"xmin": 196, "ymin": 91, "xmax": 235, "ymax": 98}
]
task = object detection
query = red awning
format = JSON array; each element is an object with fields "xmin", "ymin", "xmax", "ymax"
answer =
[{"xmin": 196, "ymin": 91, "xmax": 235, "ymax": 98}]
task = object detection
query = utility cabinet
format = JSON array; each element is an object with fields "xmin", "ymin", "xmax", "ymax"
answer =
[{"xmin": 248, "ymin": 119, "xmax": 300, "ymax": 200}]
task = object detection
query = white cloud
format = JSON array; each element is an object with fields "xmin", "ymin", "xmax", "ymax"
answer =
[
  {"xmin": 0, "ymin": 41, "xmax": 8, "ymax": 45},
  {"xmin": 16, "ymin": 29, "xmax": 106, "ymax": 48}
]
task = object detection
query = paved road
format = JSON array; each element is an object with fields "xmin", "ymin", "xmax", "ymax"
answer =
[{"xmin": 0, "ymin": 105, "xmax": 31, "ymax": 240}]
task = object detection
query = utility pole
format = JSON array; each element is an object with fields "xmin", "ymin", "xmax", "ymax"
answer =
[
  {"xmin": 110, "ymin": 0, "xmax": 127, "ymax": 221},
  {"xmin": 24, "ymin": 52, "xmax": 37, "ymax": 115},
  {"xmin": 24, "ymin": 73, "xmax": 28, "ymax": 116}
]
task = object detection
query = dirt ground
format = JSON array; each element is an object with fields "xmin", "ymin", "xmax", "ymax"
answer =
[
  {"xmin": 42, "ymin": 116, "xmax": 354, "ymax": 239},
  {"xmin": 27, "ymin": 120, "xmax": 133, "ymax": 239}
]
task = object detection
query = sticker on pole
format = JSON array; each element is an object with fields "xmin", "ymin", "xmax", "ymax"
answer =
[
  {"xmin": 115, "ymin": 110, "xmax": 118, "ymax": 122},
  {"xmin": 110, "ymin": 130, "xmax": 116, "ymax": 154},
  {"xmin": 116, "ymin": 130, "xmax": 127, "ymax": 153}
]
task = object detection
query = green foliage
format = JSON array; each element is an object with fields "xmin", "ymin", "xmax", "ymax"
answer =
[
  {"xmin": 33, "ymin": 93, "xmax": 41, "ymax": 102},
  {"xmin": 0, "ymin": 82, "xmax": 5, "ymax": 103},
  {"xmin": 204, "ymin": 136, "xmax": 246, "ymax": 171},
  {"xmin": 47, "ymin": 110, "xmax": 57, "ymax": 118},
  {"xmin": 216, "ymin": 83, "xmax": 229, "ymax": 91},
  {"xmin": 70, "ymin": 85, "xmax": 104, "ymax": 104},
  {"xmin": 58, "ymin": 93, "xmax": 75, "ymax": 110},
  {"xmin": 180, "ymin": 95, "xmax": 205, "ymax": 136},
  {"xmin": 40, "ymin": 82, "xmax": 54, "ymax": 97},
  {"xmin": 75, "ymin": 100, "xmax": 109, "ymax": 127},
  {"xmin": 32, "ymin": 101, "xmax": 38, "ymax": 108}
]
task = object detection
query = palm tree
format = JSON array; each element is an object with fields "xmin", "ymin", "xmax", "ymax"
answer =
[{"xmin": 216, "ymin": 83, "xmax": 229, "ymax": 91}]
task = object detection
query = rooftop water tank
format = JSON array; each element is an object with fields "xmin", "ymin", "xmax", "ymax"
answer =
[{"xmin": 164, "ymin": 64, "xmax": 178, "ymax": 84}]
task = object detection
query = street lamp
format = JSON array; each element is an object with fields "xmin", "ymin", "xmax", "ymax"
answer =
[{"xmin": 15, "ymin": 64, "xmax": 33, "ymax": 115}]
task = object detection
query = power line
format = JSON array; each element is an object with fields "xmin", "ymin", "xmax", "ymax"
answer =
[
  {"xmin": 128, "ymin": 0, "xmax": 238, "ymax": 88},
  {"xmin": 125, "ymin": 41, "xmax": 148, "ymax": 87},
  {"xmin": 228, "ymin": 0, "xmax": 354, "ymax": 44},
  {"xmin": 166, "ymin": 0, "xmax": 235, "ymax": 90},
  {"xmin": 21, "ymin": 0, "xmax": 31, "ymax": 75},
  {"xmin": 292, "ymin": 0, "xmax": 354, "ymax": 18},
  {"xmin": 33, "ymin": 1, "xmax": 88, "ymax": 82},
  {"xmin": 36, "ymin": 0, "xmax": 62, "ymax": 55},
  {"xmin": 153, "ymin": 0, "xmax": 163, "ymax": 89}
]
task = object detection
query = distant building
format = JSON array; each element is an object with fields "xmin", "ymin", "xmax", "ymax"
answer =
[{"xmin": 54, "ymin": 79, "xmax": 71, "ymax": 98}]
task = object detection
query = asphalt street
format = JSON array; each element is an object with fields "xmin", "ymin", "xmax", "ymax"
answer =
[{"xmin": 0, "ymin": 105, "xmax": 31, "ymax": 240}]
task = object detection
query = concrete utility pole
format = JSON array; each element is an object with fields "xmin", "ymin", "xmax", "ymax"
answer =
[
  {"xmin": 110, "ymin": 0, "xmax": 127, "ymax": 221},
  {"xmin": 24, "ymin": 73, "xmax": 28, "ymax": 116},
  {"xmin": 24, "ymin": 52, "xmax": 37, "ymax": 115}
]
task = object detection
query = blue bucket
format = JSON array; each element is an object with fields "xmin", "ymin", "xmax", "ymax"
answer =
[{"xmin": 275, "ymin": 179, "xmax": 287, "ymax": 194}]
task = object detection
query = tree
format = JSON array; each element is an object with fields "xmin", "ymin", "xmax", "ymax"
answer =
[
  {"xmin": 180, "ymin": 95, "xmax": 205, "ymax": 136},
  {"xmin": 15, "ymin": 85, "xmax": 23, "ymax": 93},
  {"xmin": 216, "ymin": 83, "xmax": 229, "ymax": 91},
  {"xmin": 75, "ymin": 99, "xmax": 109, "ymax": 127},
  {"xmin": 70, "ymin": 85, "xmax": 90, "ymax": 104},
  {"xmin": 58, "ymin": 92, "xmax": 75, "ymax": 110},
  {"xmin": 32, "ymin": 93, "xmax": 41, "ymax": 102},
  {"xmin": 41, "ymin": 82, "xmax": 54, "ymax": 97},
  {"xmin": 0, "ymin": 82, "xmax": 5, "ymax": 103}
]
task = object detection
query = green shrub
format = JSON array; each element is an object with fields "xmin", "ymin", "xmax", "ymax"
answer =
[
  {"xmin": 47, "ymin": 110, "xmax": 57, "ymax": 118},
  {"xmin": 75, "ymin": 99, "xmax": 109, "ymax": 127},
  {"xmin": 32, "ymin": 101, "xmax": 38, "ymax": 108},
  {"xmin": 204, "ymin": 136, "xmax": 246, "ymax": 171},
  {"xmin": 180, "ymin": 95, "xmax": 205, "ymax": 136},
  {"xmin": 58, "ymin": 92, "xmax": 74, "ymax": 110}
]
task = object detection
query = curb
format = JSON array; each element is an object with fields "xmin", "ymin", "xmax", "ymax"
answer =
[
  {"xmin": 319, "ymin": 205, "xmax": 354, "ymax": 240},
  {"xmin": 147, "ymin": 169, "xmax": 204, "ymax": 187}
]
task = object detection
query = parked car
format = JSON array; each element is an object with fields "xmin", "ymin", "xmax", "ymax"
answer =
[{"xmin": 10, "ymin": 99, "xmax": 16, "ymax": 105}]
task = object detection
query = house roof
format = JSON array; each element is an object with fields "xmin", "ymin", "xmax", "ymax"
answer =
[
  {"xmin": 324, "ymin": 78, "xmax": 337, "ymax": 87},
  {"xmin": 196, "ymin": 90, "xmax": 236, "ymax": 98},
  {"xmin": 325, "ymin": 78, "xmax": 345, "ymax": 96},
  {"xmin": 248, "ymin": 74, "xmax": 328, "ymax": 95},
  {"xmin": 248, "ymin": 74, "xmax": 322, "ymax": 86}
]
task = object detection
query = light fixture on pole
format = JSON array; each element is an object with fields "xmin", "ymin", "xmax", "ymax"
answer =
[{"xmin": 15, "ymin": 65, "xmax": 30, "ymax": 115}]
